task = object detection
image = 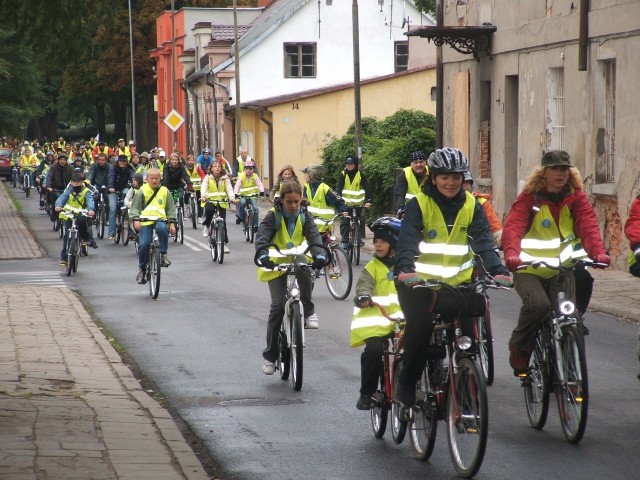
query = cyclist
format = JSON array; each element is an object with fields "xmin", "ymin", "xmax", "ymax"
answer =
[
  {"xmin": 184, "ymin": 154, "xmax": 205, "ymax": 219},
  {"xmin": 45, "ymin": 153, "xmax": 74, "ymax": 222},
  {"xmin": 234, "ymin": 146, "xmax": 255, "ymax": 178},
  {"xmin": 214, "ymin": 151, "xmax": 232, "ymax": 176},
  {"xmin": 129, "ymin": 168, "xmax": 176, "ymax": 284},
  {"xmin": 115, "ymin": 138, "xmax": 131, "ymax": 159},
  {"xmin": 201, "ymin": 160, "xmax": 235, "ymax": 253},
  {"xmin": 18, "ymin": 146, "xmax": 38, "ymax": 187},
  {"xmin": 301, "ymin": 163, "xmax": 348, "ymax": 235},
  {"xmin": 393, "ymin": 148, "xmax": 512, "ymax": 407},
  {"xmin": 463, "ymin": 170, "xmax": 503, "ymax": 247},
  {"xmin": 351, "ymin": 217, "xmax": 402, "ymax": 410},
  {"xmin": 155, "ymin": 150, "xmax": 167, "ymax": 174},
  {"xmin": 54, "ymin": 172, "xmax": 98, "ymax": 265},
  {"xmin": 393, "ymin": 151, "xmax": 429, "ymax": 217},
  {"xmin": 269, "ymin": 164, "xmax": 298, "ymax": 205},
  {"xmin": 501, "ymin": 150, "xmax": 610, "ymax": 374},
  {"xmin": 624, "ymin": 196, "xmax": 640, "ymax": 381},
  {"xmin": 136, "ymin": 151, "xmax": 151, "ymax": 180},
  {"xmin": 336, "ymin": 154, "xmax": 372, "ymax": 250},
  {"xmin": 255, "ymin": 181, "xmax": 326, "ymax": 374},
  {"xmin": 107, "ymin": 155, "xmax": 135, "ymax": 240},
  {"xmin": 163, "ymin": 152, "xmax": 191, "ymax": 211},
  {"xmin": 130, "ymin": 152, "xmax": 141, "ymax": 171},
  {"xmin": 197, "ymin": 147, "xmax": 213, "ymax": 171},
  {"xmin": 234, "ymin": 159, "xmax": 264, "ymax": 232}
]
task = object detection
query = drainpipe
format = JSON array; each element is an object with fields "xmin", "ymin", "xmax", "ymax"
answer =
[
  {"xmin": 578, "ymin": 0, "xmax": 590, "ymax": 71},
  {"xmin": 258, "ymin": 109, "xmax": 274, "ymax": 189},
  {"xmin": 185, "ymin": 83, "xmax": 201, "ymax": 154},
  {"xmin": 178, "ymin": 81, "xmax": 191, "ymax": 154},
  {"xmin": 206, "ymin": 72, "xmax": 232, "ymax": 153},
  {"xmin": 436, "ymin": 0, "xmax": 443, "ymax": 148}
]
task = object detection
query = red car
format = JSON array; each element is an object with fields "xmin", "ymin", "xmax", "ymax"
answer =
[{"xmin": 0, "ymin": 147, "xmax": 12, "ymax": 179}]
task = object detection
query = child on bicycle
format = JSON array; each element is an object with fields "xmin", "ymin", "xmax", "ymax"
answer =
[
  {"xmin": 255, "ymin": 181, "xmax": 327, "ymax": 375},
  {"xmin": 201, "ymin": 160, "xmax": 235, "ymax": 253},
  {"xmin": 54, "ymin": 172, "xmax": 97, "ymax": 265},
  {"xmin": 301, "ymin": 163, "xmax": 348, "ymax": 235},
  {"xmin": 336, "ymin": 155, "xmax": 372, "ymax": 250},
  {"xmin": 623, "ymin": 194, "xmax": 640, "ymax": 381},
  {"xmin": 351, "ymin": 217, "xmax": 401, "ymax": 410},
  {"xmin": 234, "ymin": 159, "xmax": 264, "ymax": 231}
]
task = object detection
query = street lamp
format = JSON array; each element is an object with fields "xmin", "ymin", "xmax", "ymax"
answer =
[{"xmin": 128, "ymin": 0, "xmax": 136, "ymax": 143}]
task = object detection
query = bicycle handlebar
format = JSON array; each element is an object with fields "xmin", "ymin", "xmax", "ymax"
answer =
[
  {"xmin": 516, "ymin": 258, "xmax": 607, "ymax": 272},
  {"xmin": 410, "ymin": 277, "xmax": 511, "ymax": 292},
  {"xmin": 253, "ymin": 242, "xmax": 331, "ymax": 268}
]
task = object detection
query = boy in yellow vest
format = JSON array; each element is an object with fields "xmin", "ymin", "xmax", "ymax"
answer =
[{"xmin": 351, "ymin": 217, "xmax": 402, "ymax": 410}]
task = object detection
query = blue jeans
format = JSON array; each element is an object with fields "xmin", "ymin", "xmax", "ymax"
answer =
[
  {"xmin": 237, "ymin": 197, "xmax": 259, "ymax": 228},
  {"xmin": 108, "ymin": 189, "xmax": 129, "ymax": 236},
  {"xmin": 137, "ymin": 221, "xmax": 168, "ymax": 269}
]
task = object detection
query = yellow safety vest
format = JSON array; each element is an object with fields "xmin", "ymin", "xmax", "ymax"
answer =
[
  {"xmin": 350, "ymin": 258, "xmax": 402, "ymax": 348},
  {"xmin": 20, "ymin": 154, "xmax": 38, "ymax": 169},
  {"xmin": 205, "ymin": 176, "xmax": 229, "ymax": 208},
  {"xmin": 341, "ymin": 171, "xmax": 366, "ymax": 206},
  {"xmin": 236, "ymin": 156, "xmax": 245, "ymax": 174},
  {"xmin": 238, "ymin": 173, "xmax": 259, "ymax": 197},
  {"xmin": 186, "ymin": 166, "xmax": 202, "ymax": 190},
  {"xmin": 404, "ymin": 166, "xmax": 423, "ymax": 203},
  {"xmin": 138, "ymin": 183, "xmax": 170, "ymax": 226},
  {"xmin": 257, "ymin": 209, "xmax": 310, "ymax": 282},
  {"xmin": 518, "ymin": 203, "xmax": 585, "ymax": 279},
  {"xmin": 414, "ymin": 191, "xmax": 476, "ymax": 286},
  {"xmin": 116, "ymin": 146, "xmax": 131, "ymax": 158},
  {"xmin": 305, "ymin": 183, "xmax": 335, "ymax": 232},
  {"xmin": 59, "ymin": 187, "xmax": 90, "ymax": 220}
]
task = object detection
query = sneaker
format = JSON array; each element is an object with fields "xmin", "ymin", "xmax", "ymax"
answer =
[
  {"xmin": 224, "ymin": 244, "xmax": 230, "ymax": 254},
  {"xmin": 395, "ymin": 382, "xmax": 416, "ymax": 407},
  {"xmin": 202, "ymin": 225, "xmax": 209, "ymax": 237},
  {"xmin": 107, "ymin": 235, "xmax": 115, "ymax": 240},
  {"xmin": 235, "ymin": 216, "xmax": 243, "ymax": 225},
  {"xmin": 136, "ymin": 269, "xmax": 146, "ymax": 284},
  {"xmin": 89, "ymin": 241, "xmax": 98, "ymax": 249},
  {"xmin": 304, "ymin": 313, "xmax": 319, "ymax": 329},
  {"xmin": 508, "ymin": 341, "xmax": 530, "ymax": 375},
  {"xmin": 59, "ymin": 259, "xmax": 67, "ymax": 266},
  {"xmin": 356, "ymin": 394, "xmax": 371, "ymax": 411},
  {"xmin": 160, "ymin": 254, "xmax": 171, "ymax": 267},
  {"xmin": 262, "ymin": 360, "xmax": 276, "ymax": 375}
]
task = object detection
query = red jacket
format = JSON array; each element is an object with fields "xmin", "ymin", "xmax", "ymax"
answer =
[
  {"xmin": 502, "ymin": 187, "xmax": 606, "ymax": 259},
  {"xmin": 624, "ymin": 196, "xmax": 640, "ymax": 250}
]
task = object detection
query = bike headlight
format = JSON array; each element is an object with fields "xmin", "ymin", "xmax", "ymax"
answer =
[
  {"xmin": 559, "ymin": 300, "xmax": 575, "ymax": 316},
  {"xmin": 290, "ymin": 287, "xmax": 300, "ymax": 297},
  {"xmin": 456, "ymin": 336, "xmax": 473, "ymax": 351}
]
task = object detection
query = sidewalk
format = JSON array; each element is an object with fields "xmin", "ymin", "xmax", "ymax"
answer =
[{"xmin": 0, "ymin": 182, "xmax": 209, "ymax": 479}]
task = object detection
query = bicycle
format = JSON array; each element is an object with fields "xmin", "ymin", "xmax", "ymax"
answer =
[
  {"xmin": 170, "ymin": 189, "xmax": 184, "ymax": 244},
  {"xmin": 22, "ymin": 168, "xmax": 33, "ymax": 197},
  {"xmin": 240, "ymin": 194, "xmax": 258, "ymax": 243},
  {"xmin": 253, "ymin": 243, "xmax": 330, "ymax": 391},
  {"xmin": 60, "ymin": 207, "xmax": 90, "ymax": 277},
  {"xmin": 315, "ymin": 215, "xmax": 353, "ymax": 300},
  {"xmin": 93, "ymin": 186, "xmax": 108, "ymax": 239},
  {"xmin": 206, "ymin": 201, "xmax": 226, "ymax": 264},
  {"xmin": 345, "ymin": 205, "xmax": 367, "ymax": 265},
  {"xmin": 113, "ymin": 191, "xmax": 129, "ymax": 245},
  {"xmin": 137, "ymin": 218, "xmax": 162, "ymax": 299},
  {"xmin": 518, "ymin": 258, "xmax": 605, "ymax": 444},
  {"xmin": 186, "ymin": 187, "xmax": 198, "ymax": 229},
  {"xmin": 12, "ymin": 165, "xmax": 19, "ymax": 188}
]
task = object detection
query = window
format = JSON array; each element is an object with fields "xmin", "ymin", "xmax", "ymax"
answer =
[
  {"xmin": 546, "ymin": 67, "xmax": 565, "ymax": 150},
  {"xmin": 603, "ymin": 60, "xmax": 616, "ymax": 183},
  {"xmin": 395, "ymin": 41, "xmax": 408, "ymax": 73},
  {"xmin": 284, "ymin": 43, "xmax": 316, "ymax": 78}
]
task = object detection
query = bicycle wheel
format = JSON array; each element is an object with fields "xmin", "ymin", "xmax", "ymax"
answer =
[
  {"xmin": 72, "ymin": 237, "xmax": 80, "ymax": 273},
  {"xmin": 177, "ymin": 209, "xmax": 184, "ymax": 244},
  {"xmin": 24, "ymin": 175, "xmax": 30, "ymax": 197},
  {"xmin": 114, "ymin": 211, "xmax": 121, "ymax": 244},
  {"xmin": 66, "ymin": 231, "xmax": 75, "ymax": 277},
  {"xmin": 122, "ymin": 213, "xmax": 130, "ymax": 246},
  {"xmin": 12, "ymin": 171, "xmax": 16, "ymax": 188},
  {"xmin": 278, "ymin": 329, "xmax": 290, "ymax": 381},
  {"xmin": 410, "ymin": 367, "xmax": 438, "ymax": 461},
  {"xmin": 149, "ymin": 247, "xmax": 161, "ymax": 299},
  {"xmin": 290, "ymin": 302, "xmax": 304, "ymax": 391},
  {"xmin": 556, "ymin": 325, "xmax": 588, "ymax": 444},
  {"xmin": 475, "ymin": 314, "xmax": 494, "ymax": 385},
  {"xmin": 524, "ymin": 331, "xmax": 550, "ymax": 430},
  {"xmin": 209, "ymin": 226, "xmax": 218, "ymax": 262},
  {"xmin": 58, "ymin": 219, "xmax": 65, "ymax": 238},
  {"xmin": 324, "ymin": 246, "xmax": 352, "ymax": 300},
  {"xmin": 391, "ymin": 361, "xmax": 407, "ymax": 444},
  {"xmin": 354, "ymin": 223, "xmax": 361, "ymax": 266},
  {"xmin": 370, "ymin": 373, "xmax": 388, "ymax": 439},
  {"xmin": 347, "ymin": 223, "xmax": 355, "ymax": 263},
  {"xmin": 216, "ymin": 221, "xmax": 225, "ymax": 264},
  {"xmin": 190, "ymin": 197, "xmax": 197, "ymax": 229},
  {"xmin": 248, "ymin": 208, "xmax": 255, "ymax": 243},
  {"xmin": 446, "ymin": 356, "xmax": 488, "ymax": 479},
  {"xmin": 97, "ymin": 206, "xmax": 105, "ymax": 239}
]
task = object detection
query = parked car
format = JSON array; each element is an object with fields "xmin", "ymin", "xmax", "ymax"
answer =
[{"xmin": 0, "ymin": 147, "xmax": 12, "ymax": 179}]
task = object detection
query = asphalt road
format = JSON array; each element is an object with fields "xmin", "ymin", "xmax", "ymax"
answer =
[{"xmin": 11, "ymin": 188, "xmax": 640, "ymax": 480}]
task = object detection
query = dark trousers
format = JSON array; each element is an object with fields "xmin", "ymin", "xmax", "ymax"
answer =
[
  {"xmin": 361, "ymin": 336, "xmax": 386, "ymax": 395},
  {"xmin": 574, "ymin": 262, "xmax": 594, "ymax": 314},
  {"xmin": 397, "ymin": 281, "xmax": 486, "ymax": 389},
  {"xmin": 263, "ymin": 267, "xmax": 314, "ymax": 362},
  {"xmin": 203, "ymin": 203, "xmax": 228, "ymax": 243}
]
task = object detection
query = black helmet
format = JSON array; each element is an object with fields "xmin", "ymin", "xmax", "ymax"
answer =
[
  {"xmin": 368, "ymin": 216, "xmax": 401, "ymax": 248},
  {"xmin": 463, "ymin": 170, "xmax": 473, "ymax": 183},
  {"xmin": 427, "ymin": 147, "xmax": 469, "ymax": 175}
]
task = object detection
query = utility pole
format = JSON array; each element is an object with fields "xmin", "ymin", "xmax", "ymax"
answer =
[
  {"xmin": 171, "ymin": 0, "xmax": 177, "ymax": 151},
  {"xmin": 436, "ymin": 0, "xmax": 443, "ymax": 149},
  {"xmin": 352, "ymin": 0, "xmax": 363, "ymax": 163},
  {"xmin": 233, "ymin": 0, "xmax": 242, "ymax": 158},
  {"xmin": 128, "ymin": 0, "xmax": 136, "ymax": 143}
]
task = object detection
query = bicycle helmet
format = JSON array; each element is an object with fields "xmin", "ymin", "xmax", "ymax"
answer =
[
  {"xmin": 368, "ymin": 216, "xmax": 401, "ymax": 248},
  {"xmin": 463, "ymin": 170, "xmax": 473, "ymax": 183},
  {"xmin": 202, "ymin": 147, "xmax": 211, "ymax": 154},
  {"xmin": 244, "ymin": 160, "xmax": 256, "ymax": 168},
  {"xmin": 427, "ymin": 147, "xmax": 469, "ymax": 175}
]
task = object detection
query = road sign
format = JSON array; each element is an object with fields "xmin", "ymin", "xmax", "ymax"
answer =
[{"xmin": 163, "ymin": 109, "xmax": 184, "ymax": 132}]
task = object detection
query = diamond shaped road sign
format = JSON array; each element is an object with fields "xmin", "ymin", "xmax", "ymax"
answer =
[{"xmin": 163, "ymin": 109, "xmax": 185, "ymax": 132}]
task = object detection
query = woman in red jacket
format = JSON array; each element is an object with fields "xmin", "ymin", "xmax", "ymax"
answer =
[{"xmin": 501, "ymin": 150, "xmax": 610, "ymax": 374}]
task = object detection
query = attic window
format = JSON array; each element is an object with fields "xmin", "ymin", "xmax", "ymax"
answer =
[
  {"xmin": 284, "ymin": 43, "xmax": 316, "ymax": 78},
  {"xmin": 326, "ymin": 0, "xmax": 332, "ymax": 4}
]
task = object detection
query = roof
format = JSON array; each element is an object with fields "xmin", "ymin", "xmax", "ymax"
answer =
[{"xmin": 212, "ymin": 24, "xmax": 253, "ymax": 41}]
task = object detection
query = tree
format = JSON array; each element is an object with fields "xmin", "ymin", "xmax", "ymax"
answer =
[{"xmin": 414, "ymin": 0, "xmax": 437, "ymax": 15}]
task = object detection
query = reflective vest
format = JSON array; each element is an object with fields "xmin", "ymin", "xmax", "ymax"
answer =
[
  {"xmin": 138, "ymin": 183, "xmax": 170, "ymax": 226},
  {"xmin": 59, "ymin": 187, "xmax": 90, "ymax": 220},
  {"xmin": 205, "ymin": 176, "xmax": 229, "ymax": 208},
  {"xmin": 186, "ymin": 166, "xmax": 202, "ymax": 190},
  {"xmin": 156, "ymin": 160, "xmax": 166, "ymax": 174},
  {"xmin": 305, "ymin": 183, "xmax": 335, "ymax": 232},
  {"xmin": 341, "ymin": 171, "xmax": 366, "ymax": 206},
  {"xmin": 238, "ymin": 173, "xmax": 259, "ymax": 197},
  {"xmin": 350, "ymin": 258, "xmax": 402, "ymax": 348},
  {"xmin": 518, "ymin": 203, "xmax": 586, "ymax": 279},
  {"xmin": 20, "ymin": 154, "xmax": 37, "ymax": 169},
  {"xmin": 404, "ymin": 166, "xmax": 423, "ymax": 203},
  {"xmin": 257, "ymin": 209, "xmax": 310, "ymax": 282},
  {"xmin": 116, "ymin": 146, "xmax": 131, "ymax": 158},
  {"xmin": 414, "ymin": 191, "xmax": 476, "ymax": 286},
  {"xmin": 236, "ymin": 156, "xmax": 247, "ymax": 174}
]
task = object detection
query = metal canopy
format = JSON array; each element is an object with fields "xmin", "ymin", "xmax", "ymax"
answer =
[{"xmin": 407, "ymin": 24, "xmax": 497, "ymax": 59}]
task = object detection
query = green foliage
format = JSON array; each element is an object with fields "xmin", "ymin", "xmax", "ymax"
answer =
[
  {"xmin": 322, "ymin": 109, "xmax": 436, "ymax": 217},
  {"xmin": 414, "ymin": 0, "xmax": 437, "ymax": 15}
]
